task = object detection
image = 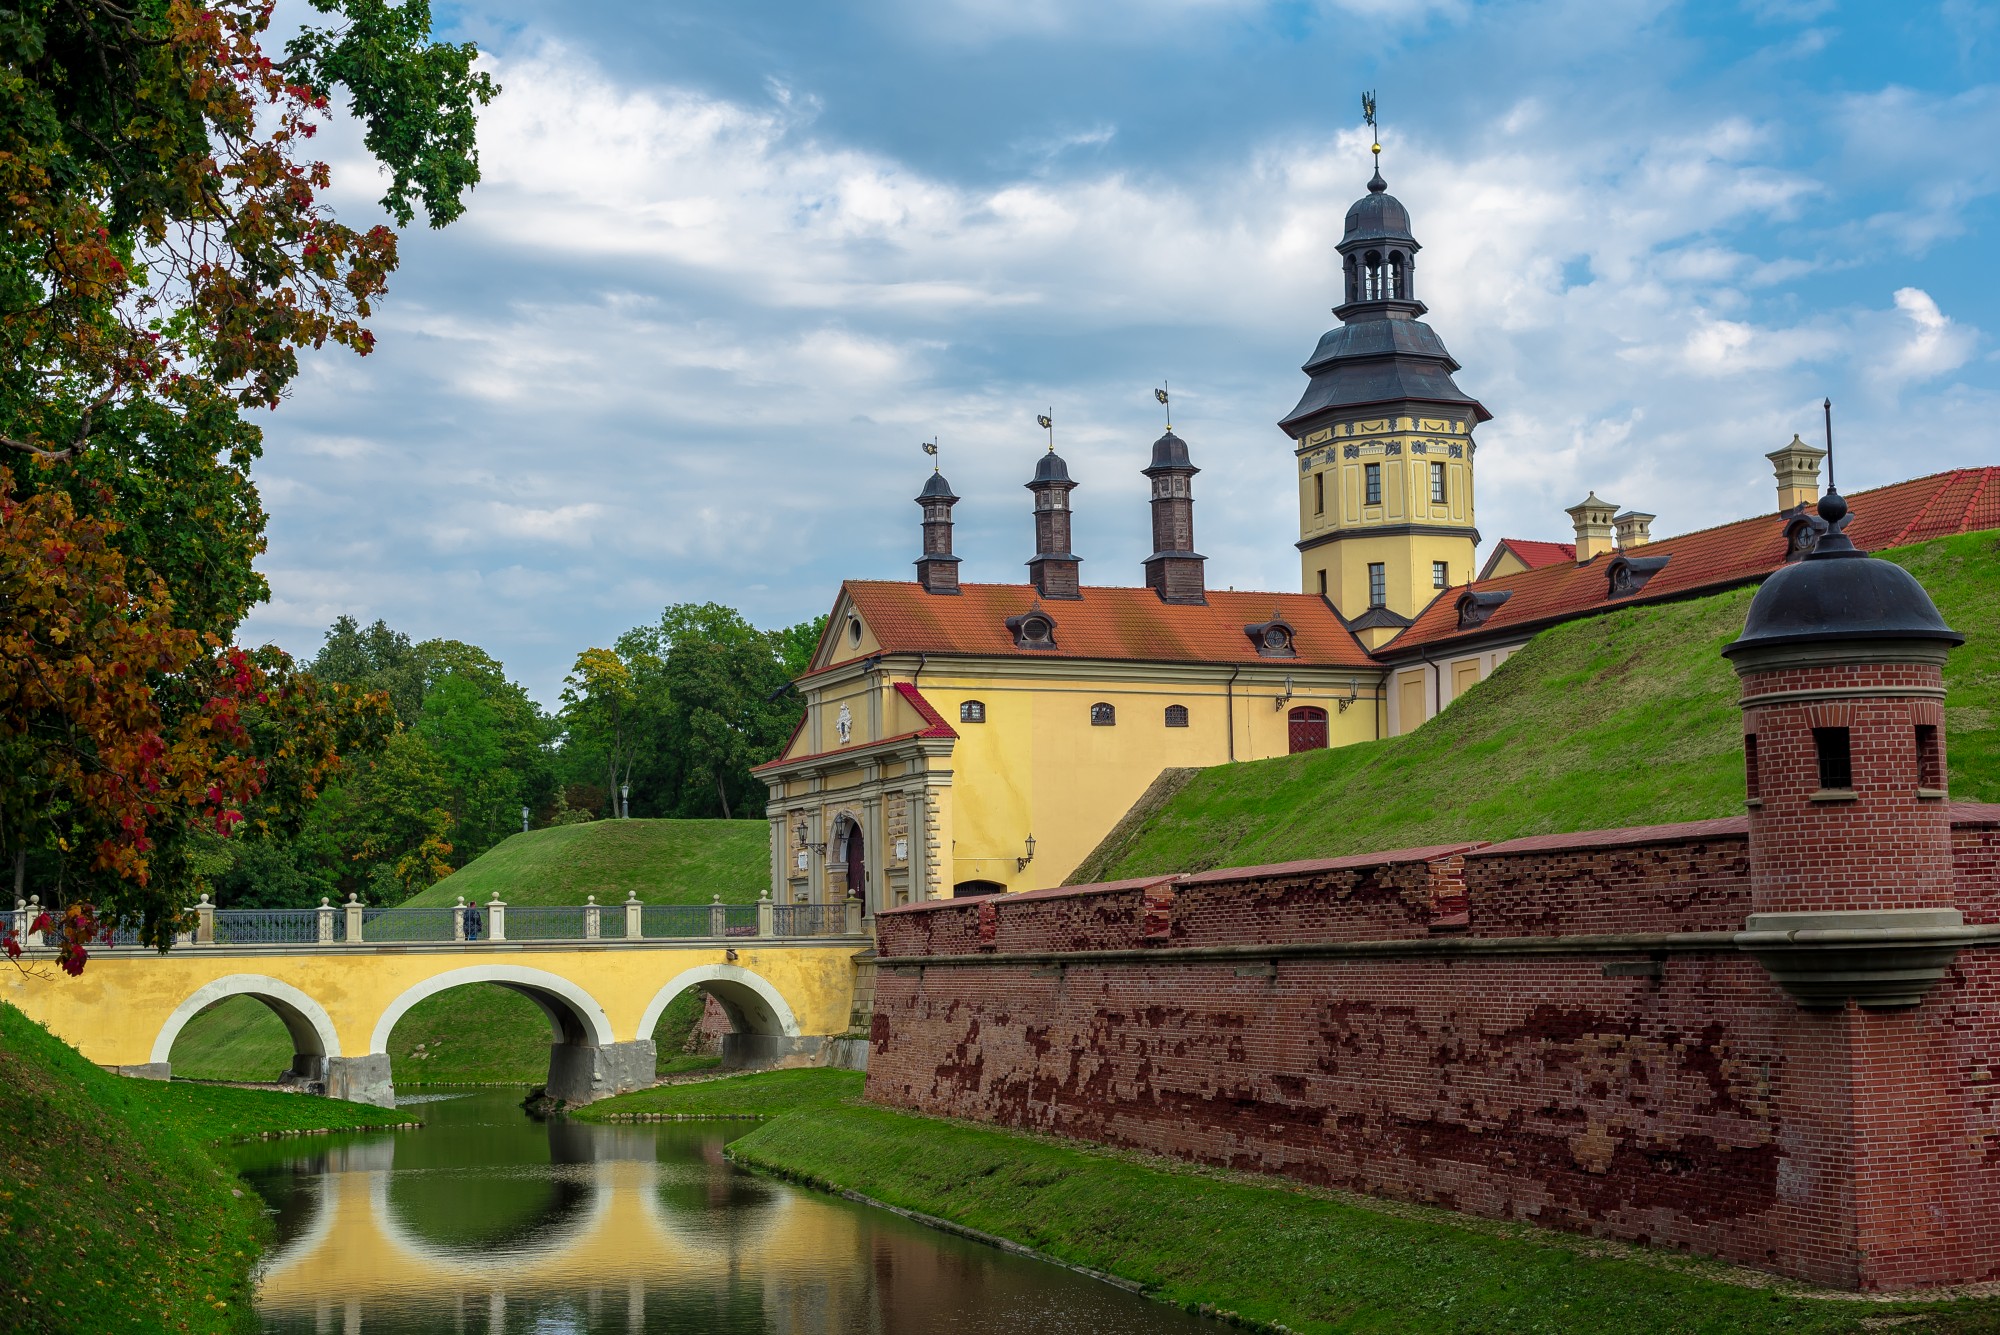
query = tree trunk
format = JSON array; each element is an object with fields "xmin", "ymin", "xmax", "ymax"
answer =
[
  {"xmin": 715, "ymin": 772, "xmax": 732, "ymax": 821},
  {"xmin": 11, "ymin": 849, "xmax": 22, "ymax": 902}
]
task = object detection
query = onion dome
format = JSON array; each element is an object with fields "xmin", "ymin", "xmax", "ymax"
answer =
[
  {"xmin": 918, "ymin": 471, "xmax": 957, "ymax": 501},
  {"xmin": 1724, "ymin": 493, "xmax": 1962, "ymax": 659},
  {"xmin": 1147, "ymin": 430, "xmax": 1193, "ymax": 471},
  {"xmin": 1343, "ymin": 169, "xmax": 1416, "ymax": 246},
  {"xmin": 1032, "ymin": 451, "xmax": 1073, "ymax": 484}
]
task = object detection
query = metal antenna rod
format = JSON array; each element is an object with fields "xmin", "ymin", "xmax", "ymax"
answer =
[{"xmin": 1823, "ymin": 397, "xmax": 1836, "ymax": 493}]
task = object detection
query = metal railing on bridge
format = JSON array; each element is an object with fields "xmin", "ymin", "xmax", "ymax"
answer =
[{"xmin": 9, "ymin": 891, "xmax": 867, "ymax": 950}]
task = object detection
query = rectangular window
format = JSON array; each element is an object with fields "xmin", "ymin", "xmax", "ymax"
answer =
[
  {"xmin": 1917, "ymin": 724, "xmax": 1943, "ymax": 791},
  {"xmin": 1744, "ymin": 734, "xmax": 1761, "ymax": 803},
  {"xmin": 1368, "ymin": 562, "xmax": 1387, "ymax": 607},
  {"xmin": 1316, "ymin": 568, "xmax": 1328, "ymax": 598},
  {"xmin": 1814, "ymin": 726, "xmax": 1853, "ymax": 791},
  {"xmin": 1430, "ymin": 461, "xmax": 1447, "ymax": 504},
  {"xmin": 1314, "ymin": 471, "xmax": 1324, "ymax": 515},
  {"xmin": 1164, "ymin": 704, "xmax": 1189, "ymax": 728},
  {"xmin": 1364, "ymin": 462, "xmax": 1382, "ymax": 506},
  {"xmin": 1432, "ymin": 561, "xmax": 1448, "ymax": 589}
]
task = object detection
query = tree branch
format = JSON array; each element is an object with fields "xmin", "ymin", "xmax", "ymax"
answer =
[{"xmin": 0, "ymin": 390, "xmax": 115, "ymax": 463}]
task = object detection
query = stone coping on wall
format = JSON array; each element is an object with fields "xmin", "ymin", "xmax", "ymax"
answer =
[
  {"xmin": 1468, "ymin": 815, "xmax": 1749, "ymax": 858},
  {"xmin": 1176, "ymin": 842, "xmax": 1481, "ymax": 883},
  {"xmin": 1951, "ymin": 801, "xmax": 2000, "ymax": 828},
  {"xmin": 875, "ymin": 874, "xmax": 1178, "ymax": 917}
]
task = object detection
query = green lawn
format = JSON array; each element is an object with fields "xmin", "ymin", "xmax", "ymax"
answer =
[
  {"xmin": 1077, "ymin": 531, "xmax": 2000, "ymax": 880},
  {"xmin": 0, "ymin": 1001, "xmax": 406, "ymax": 1333},
  {"xmin": 620, "ymin": 1069, "xmax": 2000, "ymax": 1335},
  {"xmin": 409, "ymin": 817, "xmax": 770, "ymax": 908}
]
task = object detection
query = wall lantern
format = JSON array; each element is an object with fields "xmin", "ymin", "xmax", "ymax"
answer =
[
  {"xmin": 1017, "ymin": 833, "xmax": 1037, "ymax": 872},
  {"xmin": 1274, "ymin": 674, "xmax": 1295, "ymax": 710}
]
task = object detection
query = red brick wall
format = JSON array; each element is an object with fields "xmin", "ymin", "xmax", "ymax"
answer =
[{"xmin": 866, "ymin": 813, "xmax": 2000, "ymax": 1291}]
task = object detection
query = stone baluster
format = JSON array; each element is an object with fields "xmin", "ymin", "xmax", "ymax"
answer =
[
  {"xmin": 345, "ymin": 892, "xmax": 364, "ymax": 944},
  {"xmin": 23, "ymin": 895, "xmax": 42, "ymax": 949},
  {"xmin": 317, "ymin": 898, "xmax": 335, "ymax": 945},
  {"xmin": 487, "ymin": 895, "xmax": 507, "ymax": 942},
  {"xmin": 453, "ymin": 896, "xmax": 467, "ymax": 942},
  {"xmin": 584, "ymin": 895, "xmax": 600, "ymax": 940},
  {"xmin": 9, "ymin": 898, "xmax": 22, "ymax": 945},
  {"xmin": 195, "ymin": 892, "xmax": 215, "ymax": 945},
  {"xmin": 844, "ymin": 898, "xmax": 864, "ymax": 936},
  {"xmin": 757, "ymin": 891, "xmax": 774, "ymax": 938},
  {"xmin": 625, "ymin": 891, "xmax": 643, "ymax": 940},
  {"xmin": 709, "ymin": 894, "xmax": 726, "ymax": 938}
]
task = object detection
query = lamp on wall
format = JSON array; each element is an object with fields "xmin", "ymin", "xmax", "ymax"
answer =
[
  {"xmin": 1274, "ymin": 674, "xmax": 1295, "ymax": 710},
  {"xmin": 1017, "ymin": 833, "xmax": 1037, "ymax": 872},
  {"xmin": 1337, "ymin": 678, "xmax": 1360, "ymax": 713},
  {"xmin": 792, "ymin": 818, "xmax": 825, "ymax": 858}
]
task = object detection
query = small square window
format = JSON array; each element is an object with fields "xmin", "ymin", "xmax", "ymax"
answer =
[
  {"xmin": 1090, "ymin": 702, "xmax": 1116, "ymax": 726},
  {"xmin": 1432, "ymin": 561, "xmax": 1448, "ymax": 589},
  {"xmin": 1164, "ymin": 704, "xmax": 1189, "ymax": 728},
  {"xmin": 1364, "ymin": 463, "xmax": 1382, "ymax": 506},
  {"xmin": 1368, "ymin": 563, "xmax": 1387, "ymax": 608},
  {"xmin": 959, "ymin": 700, "xmax": 986, "ymax": 724}
]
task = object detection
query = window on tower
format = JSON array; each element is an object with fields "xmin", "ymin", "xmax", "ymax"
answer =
[
  {"xmin": 1314, "ymin": 472, "xmax": 1324, "ymax": 515},
  {"xmin": 1430, "ymin": 462, "xmax": 1446, "ymax": 504},
  {"xmin": 1364, "ymin": 463, "xmax": 1382, "ymax": 506},
  {"xmin": 1432, "ymin": 561, "xmax": 1448, "ymax": 589},
  {"xmin": 1368, "ymin": 563, "xmax": 1387, "ymax": 607},
  {"xmin": 1363, "ymin": 250, "xmax": 1384, "ymax": 300},
  {"xmin": 1387, "ymin": 251, "xmax": 1407, "ymax": 299}
]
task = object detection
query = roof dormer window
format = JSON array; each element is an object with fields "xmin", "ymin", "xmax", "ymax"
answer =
[
  {"xmin": 1605, "ymin": 553, "xmax": 1671, "ymax": 600},
  {"xmin": 1005, "ymin": 604, "xmax": 1058, "ymax": 651},
  {"xmin": 1456, "ymin": 589, "xmax": 1511, "ymax": 630},
  {"xmin": 1242, "ymin": 614, "xmax": 1298, "ymax": 658}
]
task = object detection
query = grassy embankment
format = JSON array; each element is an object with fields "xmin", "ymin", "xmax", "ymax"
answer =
[
  {"xmin": 1076, "ymin": 531, "xmax": 2000, "ymax": 881},
  {"xmin": 579, "ymin": 1067, "xmax": 2000, "ymax": 1335},
  {"xmin": 173, "ymin": 818, "xmax": 766, "ymax": 1084},
  {"xmin": 0, "ymin": 1000, "xmax": 409, "ymax": 1333}
]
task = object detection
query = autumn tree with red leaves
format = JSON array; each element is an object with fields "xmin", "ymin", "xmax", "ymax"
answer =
[{"xmin": 1, "ymin": 0, "xmax": 494, "ymax": 963}]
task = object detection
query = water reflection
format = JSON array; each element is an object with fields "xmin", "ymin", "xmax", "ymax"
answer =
[{"xmin": 236, "ymin": 1088, "xmax": 1210, "ymax": 1334}]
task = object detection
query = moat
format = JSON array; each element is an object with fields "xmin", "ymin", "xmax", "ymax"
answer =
[{"xmin": 231, "ymin": 1087, "xmax": 1211, "ymax": 1333}]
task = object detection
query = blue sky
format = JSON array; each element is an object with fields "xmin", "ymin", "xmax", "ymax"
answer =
[{"xmin": 240, "ymin": 0, "xmax": 2000, "ymax": 707}]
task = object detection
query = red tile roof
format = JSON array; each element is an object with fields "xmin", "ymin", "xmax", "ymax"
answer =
[
  {"xmin": 1481, "ymin": 538, "xmax": 1575, "ymax": 578},
  {"xmin": 828, "ymin": 582, "xmax": 1376, "ymax": 670},
  {"xmin": 1391, "ymin": 468, "xmax": 2000, "ymax": 656},
  {"xmin": 752, "ymin": 682, "xmax": 957, "ymax": 771},
  {"xmin": 893, "ymin": 681, "xmax": 959, "ymax": 738}
]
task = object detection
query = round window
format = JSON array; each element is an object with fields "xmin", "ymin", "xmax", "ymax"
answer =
[
  {"xmin": 848, "ymin": 617, "xmax": 862, "ymax": 646},
  {"xmin": 1264, "ymin": 626, "xmax": 1291, "ymax": 651},
  {"xmin": 1024, "ymin": 616, "xmax": 1051, "ymax": 642}
]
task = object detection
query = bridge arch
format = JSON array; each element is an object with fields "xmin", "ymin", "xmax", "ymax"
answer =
[
  {"xmin": 638, "ymin": 964, "xmax": 802, "ymax": 1041},
  {"xmin": 151, "ymin": 975, "xmax": 342, "ymax": 1073},
  {"xmin": 369, "ymin": 964, "xmax": 616, "ymax": 1054}
]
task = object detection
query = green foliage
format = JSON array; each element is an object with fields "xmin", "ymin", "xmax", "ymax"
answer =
[
  {"xmin": 727, "ymin": 1078, "xmax": 2000, "ymax": 1333},
  {"xmin": 1080, "ymin": 533, "xmax": 2000, "ymax": 881},
  {"xmin": 0, "ymin": 1001, "xmax": 403, "ymax": 1332}
]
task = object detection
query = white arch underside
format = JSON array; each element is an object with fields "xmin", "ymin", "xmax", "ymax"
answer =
[
  {"xmin": 637, "ymin": 965, "xmax": 801, "ymax": 1040},
  {"xmin": 369, "ymin": 964, "xmax": 616, "ymax": 1055},
  {"xmin": 151, "ymin": 974, "xmax": 343, "ymax": 1065}
]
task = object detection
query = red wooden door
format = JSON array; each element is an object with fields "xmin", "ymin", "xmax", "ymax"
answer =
[
  {"xmin": 1288, "ymin": 706, "xmax": 1329, "ymax": 753},
  {"xmin": 845, "ymin": 827, "xmax": 865, "ymax": 898}
]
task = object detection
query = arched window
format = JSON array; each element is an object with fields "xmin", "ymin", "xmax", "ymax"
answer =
[
  {"xmin": 1164, "ymin": 704, "xmax": 1189, "ymax": 728},
  {"xmin": 1363, "ymin": 250, "xmax": 1384, "ymax": 300},
  {"xmin": 952, "ymin": 880, "xmax": 1005, "ymax": 898},
  {"xmin": 960, "ymin": 700, "xmax": 986, "ymax": 724},
  {"xmin": 1387, "ymin": 250, "xmax": 1407, "ymax": 299},
  {"xmin": 1090, "ymin": 702, "xmax": 1116, "ymax": 726},
  {"xmin": 1344, "ymin": 253, "xmax": 1360, "ymax": 304}
]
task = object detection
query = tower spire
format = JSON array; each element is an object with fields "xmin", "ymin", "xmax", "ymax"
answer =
[{"xmin": 1362, "ymin": 90, "xmax": 1384, "ymax": 189}]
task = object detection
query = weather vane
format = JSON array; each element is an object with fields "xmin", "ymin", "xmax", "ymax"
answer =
[
  {"xmin": 1823, "ymin": 398, "xmax": 1837, "ymax": 494},
  {"xmin": 1362, "ymin": 90, "xmax": 1380, "ymax": 166},
  {"xmin": 922, "ymin": 437, "xmax": 939, "ymax": 471},
  {"xmin": 1036, "ymin": 409, "xmax": 1054, "ymax": 451},
  {"xmin": 1155, "ymin": 383, "xmax": 1171, "ymax": 432}
]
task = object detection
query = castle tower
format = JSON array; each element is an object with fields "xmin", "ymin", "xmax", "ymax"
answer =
[
  {"xmin": 914, "ymin": 470, "xmax": 961, "ymax": 595},
  {"xmin": 1141, "ymin": 429, "xmax": 1206, "ymax": 604},
  {"xmin": 1280, "ymin": 162, "xmax": 1489, "ymax": 642},
  {"xmin": 1026, "ymin": 450, "xmax": 1081, "ymax": 600}
]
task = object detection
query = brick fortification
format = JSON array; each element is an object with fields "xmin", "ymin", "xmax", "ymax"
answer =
[{"xmin": 865, "ymin": 506, "xmax": 2000, "ymax": 1291}]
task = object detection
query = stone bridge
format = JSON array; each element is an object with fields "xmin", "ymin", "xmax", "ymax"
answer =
[{"xmin": 3, "ymin": 898, "xmax": 870, "ymax": 1106}]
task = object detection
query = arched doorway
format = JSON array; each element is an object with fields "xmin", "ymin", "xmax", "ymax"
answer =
[
  {"xmin": 1288, "ymin": 705, "xmax": 1329, "ymax": 753},
  {"xmin": 844, "ymin": 823, "xmax": 865, "ymax": 901}
]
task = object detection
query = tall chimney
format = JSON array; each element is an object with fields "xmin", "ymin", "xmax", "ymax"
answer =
[
  {"xmin": 1026, "ymin": 450, "xmax": 1082, "ymax": 599},
  {"xmin": 1766, "ymin": 434, "xmax": 1827, "ymax": 514},
  {"xmin": 1566, "ymin": 492, "xmax": 1618, "ymax": 562},
  {"xmin": 1141, "ymin": 430, "xmax": 1206, "ymax": 604},
  {"xmin": 914, "ymin": 470, "xmax": 961, "ymax": 594},
  {"xmin": 1613, "ymin": 510, "xmax": 1654, "ymax": 549}
]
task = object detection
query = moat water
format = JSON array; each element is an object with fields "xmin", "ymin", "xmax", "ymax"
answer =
[{"xmin": 231, "ymin": 1087, "xmax": 1213, "ymax": 1334}]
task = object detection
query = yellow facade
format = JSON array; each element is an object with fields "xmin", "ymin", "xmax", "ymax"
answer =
[{"xmin": 1295, "ymin": 412, "xmax": 1478, "ymax": 622}]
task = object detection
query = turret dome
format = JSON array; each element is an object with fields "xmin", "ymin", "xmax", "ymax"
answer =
[
  {"xmin": 919, "ymin": 471, "xmax": 957, "ymax": 500},
  {"xmin": 1032, "ymin": 451, "xmax": 1073, "ymax": 485},
  {"xmin": 1147, "ymin": 430, "xmax": 1193, "ymax": 471},
  {"xmin": 1342, "ymin": 171, "xmax": 1415, "ymax": 246}
]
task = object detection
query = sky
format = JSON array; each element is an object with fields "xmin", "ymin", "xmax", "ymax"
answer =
[{"xmin": 240, "ymin": 0, "xmax": 2000, "ymax": 708}]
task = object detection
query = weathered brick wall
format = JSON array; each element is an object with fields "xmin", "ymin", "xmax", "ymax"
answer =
[{"xmin": 867, "ymin": 813, "xmax": 2000, "ymax": 1291}]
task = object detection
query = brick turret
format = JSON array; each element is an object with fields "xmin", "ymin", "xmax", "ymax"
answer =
[
  {"xmin": 1026, "ymin": 450, "xmax": 1081, "ymax": 600},
  {"xmin": 914, "ymin": 470, "xmax": 960, "ymax": 595},
  {"xmin": 1141, "ymin": 429, "xmax": 1206, "ymax": 604}
]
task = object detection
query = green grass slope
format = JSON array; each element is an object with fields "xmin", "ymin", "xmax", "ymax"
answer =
[
  {"xmin": 0, "ymin": 1001, "xmax": 405, "ymax": 1333},
  {"xmin": 407, "ymin": 817, "xmax": 769, "ymax": 908},
  {"xmin": 1077, "ymin": 532, "xmax": 2000, "ymax": 881}
]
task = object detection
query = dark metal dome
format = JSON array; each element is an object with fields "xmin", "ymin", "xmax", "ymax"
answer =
[
  {"xmin": 1031, "ymin": 450, "xmax": 1073, "ymax": 484},
  {"xmin": 1342, "ymin": 171, "xmax": 1415, "ymax": 246},
  {"xmin": 1724, "ymin": 494, "xmax": 1962, "ymax": 659},
  {"xmin": 1147, "ymin": 430, "xmax": 1193, "ymax": 471},
  {"xmin": 918, "ymin": 471, "xmax": 957, "ymax": 500}
]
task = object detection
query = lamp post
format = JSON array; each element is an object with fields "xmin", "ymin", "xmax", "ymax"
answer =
[
  {"xmin": 521, "ymin": 805, "xmax": 529, "ymax": 834},
  {"xmin": 621, "ymin": 783, "xmax": 630, "ymax": 820}
]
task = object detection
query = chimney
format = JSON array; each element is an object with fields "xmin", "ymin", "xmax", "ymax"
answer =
[
  {"xmin": 1141, "ymin": 430, "xmax": 1206, "ymax": 604},
  {"xmin": 914, "ymin": 470, "xmax": 961, "ymax": 594},
  {"xmin": 1566, "ymin": 492, "xmax": 1618, "ymax": 562},
  {"xmin": 1766, "ymin": 434, "xmax": 1827, "ymax": 514},
  {"xmin": 1025, "ymin": 450, "xmax": 1082, "ymax": 599},
  {"xmin": 1613, "ymin": 510, "xmax": 1654, "ymax": 549}
]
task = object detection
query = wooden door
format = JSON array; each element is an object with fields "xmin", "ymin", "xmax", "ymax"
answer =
[
  {"xmin": 1288, "ymin": 706, "xmax": 1329, "ymax": 753},
  {"xmin": 845, "ymin": 826, "xmax": 865, "ymax": 900}
]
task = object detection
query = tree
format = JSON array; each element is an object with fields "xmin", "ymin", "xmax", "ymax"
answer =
[{"xmin": 560, "ymin": 647, "xmax": 649, "ymax": 819}]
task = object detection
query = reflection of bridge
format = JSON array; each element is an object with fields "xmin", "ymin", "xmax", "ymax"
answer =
[{"xmin": 3, "ymin": 905, "xmax": 868, "ymax": 1104}]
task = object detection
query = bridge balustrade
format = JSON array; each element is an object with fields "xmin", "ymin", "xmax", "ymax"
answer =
[{"xmin": 772, "ymin": 904, "xmax": 849, "ymax": 937}]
